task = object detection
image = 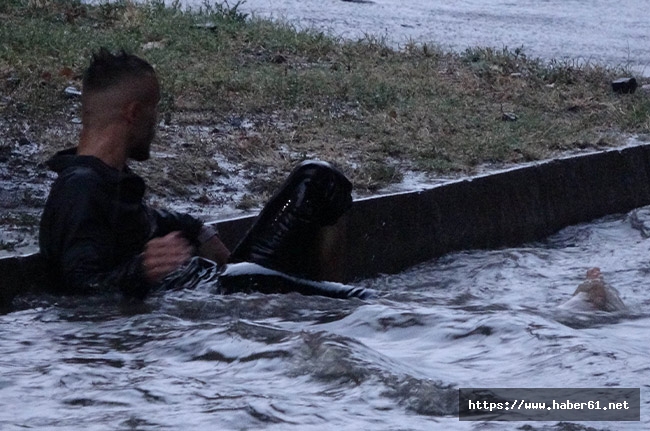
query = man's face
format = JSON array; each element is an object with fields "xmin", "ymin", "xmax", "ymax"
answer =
[{"xmin": 128, "ymin": 75, "xmax": 160, "ymax": 162}]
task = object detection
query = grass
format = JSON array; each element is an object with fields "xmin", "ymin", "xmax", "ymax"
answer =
[{"xmin": 1, "ymin": 0, "xmax": 649, "ymax": 197}]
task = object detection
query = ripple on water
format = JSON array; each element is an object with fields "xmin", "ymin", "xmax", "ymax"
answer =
[{"xmin": 3, "ymin": 208, "xmax": 650, "ymax": 430}]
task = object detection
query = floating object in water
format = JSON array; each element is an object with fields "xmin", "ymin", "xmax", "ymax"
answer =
[{"xmin": 558, "ymin": 267, "xmax": 626, "ymax": 312}]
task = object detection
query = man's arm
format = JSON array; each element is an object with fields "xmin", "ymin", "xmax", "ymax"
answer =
[
  {"xmin": 63, "ymin": 245, "xmax": 150, "ymax": 298},
  {"xmin": 60, "ymin": 223, "xmax": 194, "ymax": 297},
  {"xmin": 150, "ymin": 209, "xmax": 230, "ymax": 265},
  {"xmin": 51, "ymin": 191, "xmax": 152, "ymax": 297},
  {"xmin": 198, "ymin": 234, "xmax": 230, "ymax": 265},
  {"xmin": 65, "ymin": 230, "xmax": 194, "ymax": 295}
]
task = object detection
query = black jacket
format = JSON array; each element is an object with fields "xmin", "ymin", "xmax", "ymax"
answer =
[{"xmin": 39, "ymin": 148, "xmax": 204, "ymax": 298}]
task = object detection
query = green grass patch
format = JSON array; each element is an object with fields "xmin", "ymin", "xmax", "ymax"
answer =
[{"xmin": 1, "ymin": 0, "xmax": 648, "ymax": 193}]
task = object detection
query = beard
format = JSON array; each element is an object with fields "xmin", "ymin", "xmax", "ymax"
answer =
[
  {"xmin": 128, "ymin": 124, "xmax": 155, "ymax": 161},
  {"xmin": 129, "ymin": 140, "xmax": 151, "ymax": 161}
]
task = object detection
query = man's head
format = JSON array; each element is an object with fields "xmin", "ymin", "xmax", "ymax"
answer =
[{"xmin": 81, "ymin": 48, "xmax": 160, "ymax": 162}]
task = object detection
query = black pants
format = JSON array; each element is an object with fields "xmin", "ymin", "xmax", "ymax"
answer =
[
  {"xmin": 220, "ymin": 161, "xmax": 373, "ymax": 299},
  {"xmin": 229, "ymin": 160, "xmax": 352, "ymax": 280}
]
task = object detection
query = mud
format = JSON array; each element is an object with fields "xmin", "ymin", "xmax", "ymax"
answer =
[
  {"xmin": 3, "ymin": 102, "xmax": 646, "ymax": 258},
  {"xmin": 0, "ymin": 106, "xmax": 439, "ymax": 257}
]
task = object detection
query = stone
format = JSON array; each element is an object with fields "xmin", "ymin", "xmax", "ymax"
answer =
[
  {"xmin": 194, "ymin": 22, "xmax": 217, "ymax": 30},
  {"xmin": 63, "ymin": 86, "xmax": 81, "ymax": 98},
  {"xmin": 141, "ymin": 41, "xmax": 166, "ymax": 51},
  {"xmin": 611, "ymin": 77, "xmax": 637, "ymax": 94}
]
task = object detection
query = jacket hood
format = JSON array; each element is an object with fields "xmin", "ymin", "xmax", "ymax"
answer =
[{"xmin": 46, "ymin": 147, "xmax": 140, "ymax": 185}]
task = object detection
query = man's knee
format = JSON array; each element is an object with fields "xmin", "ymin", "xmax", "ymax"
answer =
[
  {"xmin": 286, "ymin": 160, "xmax": 352, "ymax": 226},
  {"xmin": 292, "ymin": 160, "xmax": 348, "ymax": 184}
]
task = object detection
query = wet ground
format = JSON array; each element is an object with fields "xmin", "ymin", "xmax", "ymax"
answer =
[{"xmin": 227, "ymin": 0, "xmax": 650, "ymax": 76}]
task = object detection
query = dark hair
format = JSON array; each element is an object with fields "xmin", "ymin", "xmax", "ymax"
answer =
[{"xmin": 82, "ymin": 48, "xmax": 155, "ymax": 93}]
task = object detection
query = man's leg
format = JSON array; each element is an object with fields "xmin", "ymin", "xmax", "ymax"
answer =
[{"xmin": 228, "ymin": 160, "xmax": 352, "ymax": 280}]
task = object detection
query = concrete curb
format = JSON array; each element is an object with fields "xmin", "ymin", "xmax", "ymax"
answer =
[
  {"xmin": 2, "ymin": 143, "xmax": 650, "ymax": 309},
  {"xmin": 338, "ymin": 143, "xmax": 650, "ymax": 281}
]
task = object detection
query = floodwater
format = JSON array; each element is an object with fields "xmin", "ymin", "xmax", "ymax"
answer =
[
  {"xmin": 2, "ymin": 206, "xmax": 650, "ymax": 430},
  {"xmin": 3, "ymin": 3, "xmax": 649, "ymax": 428},
  {"xmin": 188, "ymin": 0, "xmax": 650, "ymax": 76}
]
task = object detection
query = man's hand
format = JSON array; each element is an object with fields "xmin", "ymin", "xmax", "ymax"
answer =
[{"xmin": 142, "ymin": 231, "xmax": 193, "ymax": 284}]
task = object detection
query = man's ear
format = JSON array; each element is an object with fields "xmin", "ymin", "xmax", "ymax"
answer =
[{"xmin": 123, "ymin": 100, "xmax": 141, "ymax": 124}]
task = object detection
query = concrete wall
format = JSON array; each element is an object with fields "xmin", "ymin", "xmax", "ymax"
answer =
[
  {"xmin": 2, "ymin": 143, "xmax": 650, "ymax": 309},
  {"xmin": 337, "ymin": 144, "xmax": 650, "ymax": 281},
  {"xmin": 0, "ymin": 252, "xmax": 47, "ymax": 311}
]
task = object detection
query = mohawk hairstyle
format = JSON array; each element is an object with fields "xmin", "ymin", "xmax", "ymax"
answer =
[{"xmin": 82, "ymin": 47, "xmax": 155, "ymax": 93}]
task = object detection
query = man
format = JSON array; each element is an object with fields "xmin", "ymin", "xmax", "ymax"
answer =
[{"xmin": 39, "ymin": 48, "xmax": 366, "ymax": 299}]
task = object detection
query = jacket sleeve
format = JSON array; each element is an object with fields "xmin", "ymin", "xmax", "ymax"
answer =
[
  {"xmin": 149, "ymin": 208, "xmax": 205, "ymax": 245},
  {"xmin": 62, "ymin": 240, "xmax": 150, "ymax": 299},
  {"xmin": 47, "ymin": 173, "xmax": 151, "ymax": 298}
]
